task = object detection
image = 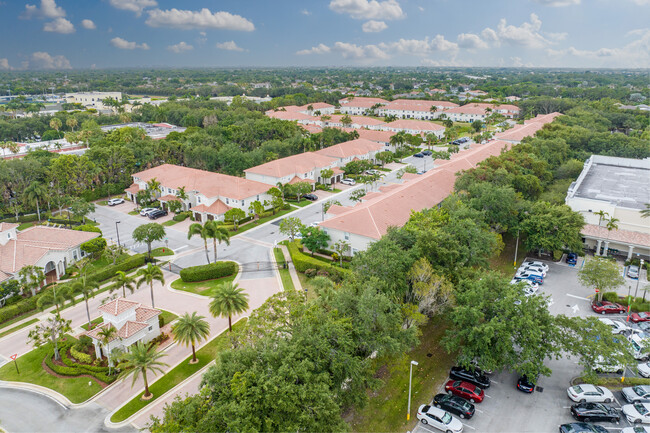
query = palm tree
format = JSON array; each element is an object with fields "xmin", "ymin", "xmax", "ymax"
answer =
[
  {"xmin": 66, "ymin": 117, "xmax": 78, "ymax": 132},
  {"xmin": 209, "ymin": 282, "xmax": 249, "ymax": 332},
  {"xmin": 172, "ymin": 312, "xmax": 210, "ymax": 363},
  {"xmin": 188, "ymin": 222, "xmax": 211, "ymax": 264},
  {"xmin": 641, "ymin": 203, "xmax": 650, "ymax": 219},
  {"xmin": 70, "ymin": 276, "xmax": 99, "ymax": 330},
  {"xmin": 49, "ymin": 117, "xmax": 62, "ymax": 134},
  {"xmin": 23, "ymin": 181, "xmax": 48, "ymax": 221},
  {"xmin": 117, "ymin": 341, "xmax": 168, "ymax": 399},
  {"xmin": 136, "ymin": 263, "xmax": 165, "ymax": 308},
  {"xmin": 112, "ymin": 271, "xmax": 136, "ymax": 298},
  {"xmin": 594, "ymin": 210, "xmax": 609, "ymax": 226},
  {"xmin": 206, "ymin": 221, "xmax": 231, "ymax": 263},
  {"xmin": 175, "ymin": 186, "xmax": 188, "ymax": 211},
  {"xmin": 146, "ymin": 178, "xmax": 161, "ymax": 199},
  {"xmin": 97, "ymin": 325, "xmax": 118, "ymax": 366},
  {"xmin": 37, "ymin": 285, "xmax": 72, "ymax": 315}
]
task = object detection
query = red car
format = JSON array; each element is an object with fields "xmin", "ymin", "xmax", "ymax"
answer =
[
  {"xmin": 444, "ymin": 380, "xmax": 484, "ymax": 403},
  {"xmin": 630, "ymin": 312, "xmax": 650, "ymax": 323},
  {"xmin": 591, "ymin": 301, "xmax": 625, "ymax": 315}
]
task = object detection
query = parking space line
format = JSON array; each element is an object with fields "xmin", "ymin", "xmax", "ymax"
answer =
[
  {"xmin": 462, "ymin": 423, "xmax": 476, "ymax": 430},
  {"xmin": 567, "ymin": 294, "xmax": 590, "ymax": 301},
  {"xmin": 490, "ymin": 380, "xmax": 500, "ymax": 384},
  {"xmin": 474, "ymin": 409, "xmax": 484, "ymax": 414},
  {"xmin": 484, "ymin": 394, "xmax": 492, "ymax": 398},
  {"xmin": 415, "ymin": 423, "xmax": 437, "ymax": 433}
]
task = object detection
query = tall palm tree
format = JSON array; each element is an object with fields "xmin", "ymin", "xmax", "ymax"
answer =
[
  {"xmin": 172, "ymin": 312, "xmax": 210, "ymax": 363},
  {"xmin": 188, "ymin": 222, "xmax": 211, "ymax": 264},
  {"xmin": 97, "ymin": 325, "xmax": 118, "ymax": 367},
  {"xmin": 23, "ymin": 181, "xmax": 48, "ymax": 221},
  {"xmin": 117, "ymin": 341, "xmax": 168, "ymax": 399},
  {"xmin": 175, "ymin": 186, "xmax": 188, "ymax": 211},
  {"xmin": 146, "ymin": 178, "xmax": 161, "ymax": 199},
  {"xmin": 594, "ymin": 210, "xmax": 609, "ymax": 226},
  {"xmin": 70, "ymin": 276, "xmax": 99, "ymax": 330},
  {"xmin": 37, "ymin": 285, "xmax": 72, "ymax": 315},
  {"xmin": 66, "ymin": 117, "xmax": 78, "ymax": 132},
  {"xmin": 136, "ymin": 263, "xmax": 165, "ymax": 308},
  {"xmin": 112, "ymin": 271, "xmax": 136, "ymax": 298},
  {"xmin": 209, "ymin": 282, "xmax": 249, "ymax": 332},
  {"xmin": 206, "ymin": 221, "xmax": 231, "ymax": 263}
]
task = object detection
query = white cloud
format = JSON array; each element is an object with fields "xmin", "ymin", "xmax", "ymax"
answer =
[
  {"xmin": 333, "ymin": 42, "xmax": 389, "ymax": 60},
  {"xmin": 421, "ymin": 58, "xmax": 461, "ymax": 67},
  {"xmin": 296, "ymin": 44, "xmax": 332, "ymax": 55},
  {"xmin": 494, "ymin": 13, "xmax": 551, "ymax": 49},
  {"xmin": 362, "ymin": 20, "xmax": 387, "ymax": 32},
  {"xmin": 108, "ymin": 0, "xmax": 157, "ymax": 17},
  {"xmin": 0, "ymin": 58, "xmax": 11, "ymax": 70},
  {"xmin": 215, "ymin": 41, "xmax": 245, "ymax": 52},
  {"xmin": 457, "ymin": 33, "xmax": 488, "ymax": 50},
  {"xmin": 29, "ymin": 51, "xmax": 71, "ymax": 69},
  {"xmin": 418, "ymin": 6, "xmax": 425, "ymax": 12},
  {"xmin": 167, "ymin": 41, "xmax": 194, "ymax": 53},
  {"xmin": 533, "ymin": 0, "xmax": 580, "ymax": 6},
  {"xmin": 21, "ymin": 0, "xmax": 65, "ymax": 19},
  {"xmin": 481, "ymin": 27, "xmax": 499, "ymax": 43},
  {"xmin": 546, "ymin": 32, "xmax": 568, "ymax": 42},
  {"xmin": 81, "ymin": 19, "xmax": 96, "ymax": 30},
  {"xmin": 301, "ymin": 9, "xmax": 311, "ymax": 15},
  {"xmin": 329, "ymin": 0, "xmax": 405, "ymax": 20},
  {"xmin": 110, "ymin": 37, "xmax": 150, "ymax": 50},
  {"xmin": 145, "ymin": 8, "xmax": 255, "ymax": 31},
  {"xmin": 43, "ymin": 17, "xmax": 74, "ymax": 34}
]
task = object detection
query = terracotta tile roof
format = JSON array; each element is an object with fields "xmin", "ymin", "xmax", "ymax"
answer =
[
  {"xmin": 132, "ymin": 164, "xmax": 271, "ymax": 200},
  {"xmin": 332, "ymin": 167, "xmax": 345, "ymax": 175},
  {"xmin": 135, "ymin": 306, "xmax": 161, "ymax": 322},
  {"xmin": 339, "ymin": 97, "xmax": 388, "ymax": 108},
  {"xmin": 265, "ymin": 110, "xmax": 316, "ymax": 121},
  {"xmin": 86, "ymin": 323, "xmax": 119, "ymax": 343},
  {"xmin": 98, "ymin": 298, "xmax": 141, "ymax": 316},
  {"xmin": 315, "ymin": 138, "xmax": 384, "ymax": 159},
  {"xmin": 444, "ymin": 104, "xmax": 488, "ymax": 115},
  {"xmin": 326, "ymin": 204, "xmax": 351, "ymax": 215},
  {"xmin": 288, "ymin": 175, "xmax": 315, "ymax": 184},
  {"xmin": 300, "ymin": 124, "xmax": 323, "ymax": 134},
  {"xmin": 525, "ymin": 112, "xmax": 562, "ymax": 124},
  {"xmin": 582, "ymin": 224, "xmax": 650, "ymax": 248},
  {"xmin": 401, "ymin": 173, "xmax": 420, "ymax": 181},
  {"xmin": 382, "ymin": 119, "xmax": 445, "ymax": 132},
  {"xmin": 298, "ymin": 102, "xmax": 334, "ymax": 111},
  {"xmin": 494, "ymin": 123, "xmax": 545, "ymax": 143},
  {"xmin": 192, "ymin": 199, "xmax": 232, "ymax": 216},
  {"xmin": 354, "ymin": 129, "xmax": 396, "ymax": 143},
  {"xmin": 0, "ymin": 223, "xmax": 18, "ymax": 231},
  {"xmin": 383, "ymin": 99, "xmax": 459, "ymax": 111},
  {"xmin": 158, "ymin": 194, "xmax": 178, "ymax": 202},
  {"xmin": 125, "ymin": 183, "xmax": 140, "ymax": 194},
  {"xmin": 245, "ymin": 153, "xmax": 337, "ymax": 179},
  {"xmin": 118, "ymin": 321, "xmax": 149, "ymax": 339}
]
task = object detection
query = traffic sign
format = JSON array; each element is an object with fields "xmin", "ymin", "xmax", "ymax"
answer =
[{"xmin": 9, "ymin": 354, "xmax": 17, "ymax": 361}]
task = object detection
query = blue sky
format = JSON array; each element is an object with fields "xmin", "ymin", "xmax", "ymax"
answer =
[{"xmin": 1, "ymin": 0, "xmax": 649, "ymax": 70}]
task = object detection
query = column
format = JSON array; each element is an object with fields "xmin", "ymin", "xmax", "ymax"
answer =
[
  {"xmin": 604, "ymin": 241, "xmax": 610, "ymax": 256},
  {"xmin": 628, "ymin": 245, "xmax": 635, "ymax": 260},
  {"xmin": 596, "ymin": 239, "xmax": 602, "ymax": 256}
]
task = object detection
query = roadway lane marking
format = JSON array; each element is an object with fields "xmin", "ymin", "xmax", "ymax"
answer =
[
  {"xmin": 572, "ymin": 304, "xmax": 580, "ymax": 313},
  {"xmin": 175, "ymin": 245, "xmax": 188, "ymax": 251},
  {"xmin": 567, "ymin": 294, "xmax": 590, "ymax": 301},
  {"xmin": 484, "ymin": 394, "xmax": 492, "ymax": 398},
  {"xmin": 490, "ymin": 380, "xmax": 499, "ymax": 384},
  {"xmin": 415, "ymin": 423, "xmax": 437, "ymax": 433}
]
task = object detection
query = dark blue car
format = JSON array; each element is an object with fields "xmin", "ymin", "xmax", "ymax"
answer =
[{"xmin": 567, "ymin": 253, "xmax": 578, "ymax": 265}]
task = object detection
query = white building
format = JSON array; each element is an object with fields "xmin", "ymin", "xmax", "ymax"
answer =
[
  {"xmin": 65, "ymin": 92, "xmax": 122, "ymax": 110},
  {"xmin": 244, "ymin": 152, "xmax": 340, "ymax": 186},
  {"xmin": 380, "ymin": 119, "xmax": 445, "ymax": 138},
  {"xmin": 338, "ymin": 97, "xmax": 388, "ymax": 115},
  {"xmin": 376, "ymin": 99, "xmax": 459, "ymax": 120}
]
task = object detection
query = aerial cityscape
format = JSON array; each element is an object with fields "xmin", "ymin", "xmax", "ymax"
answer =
[{"xmin": 0, "ymin": 1, "xmax": 649, "ymax": 432}]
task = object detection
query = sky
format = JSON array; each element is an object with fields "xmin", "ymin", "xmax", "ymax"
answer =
[{"xmin": 1, "ymin": 0, "xmax": 649, "ymax": 70}]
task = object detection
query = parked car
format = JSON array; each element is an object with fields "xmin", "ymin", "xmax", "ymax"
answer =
[
  {"xmin": 510, "ymin": 279, "xmax": 540, "ymax": 295},
  {"xmin": 309, "ymin": 221, "xmax": 320, "ymax": 227},
  {"xmin": 629, "ymin": 334, "xmax": 650, "ymax": 360},
  {"xmin": 148, "ymin": 209, "xmax": 168, "ymax": 220},
  {"xmin": 107, "ymin": 198, "xmax": 124, "ymax": 206},
  {"xmin": 301, "ymin": 194, "xmax": 318, "ymax": 201},
  {"xmin": 413, "ymin": 152, "xmax": 424, "ymax": 158},
  {"xmin": 621, "ymin": 426, "xmax": 650, "ymax": 433},
  {"xmin": 623, "ymin": 402, "xmax": 650, "ymax": 424},
  {"xmin": 416, "ymin": 405, "xmax": 463, "ymax": 433},
  {"xmin": 631, "ymin": 313, "xmax": 650, "ymax": 323},
  {"xmin": 591, "ymin": 301, "xmax": 626, "ymax": 315},
  {"xmin": 567, "ymin": 252, "xmax": 578, "ymax": 265},
  {"xmin": 599, "ymin": 318, "xmax": 628, "ymax": 334},
  {"xmin": 571, "ymin": 402, "xmax": 621, "ymax": 423},
  {"xmin": 432, "ymin": 393, "xmax": 475, "ymax": 419},
  {"xmin": 514, "ymin": 271, "xmax": 544, "ymax": 284},
  {"xmin": 639, "ymin": 363, "xmax": 650, "ymax": 378},
  {"xmin": 560, "ymin": 423, "xmax": 608, "ymax": 433},
  {"xmin": 623, "ymin": 386, "xmax": 650, "ymax": 403},
  {"xmin": 516, "ymin": 375, "xmax": 537, "ymax": 393},
  {"xmin": 364, "ymin": 169, "xmax": 380, "ymax": 175},
  {"xmin": 444, "ymin": 380, "xmax": 484, "ymax": 403},
  {"xmin": 341, "ymin": 178, "xmax": 356, "ymax": 186},
  {"xmin": 593, "ymin": 355, "xmax": 624, "ymax": 374},
  {"xmin": 422, "ymin": 150, "xmax": 433, "ymax": 156},
  {"xmin": 567, "ymin": 384, "xmax": 614, "ymax": 403},
  {"xmin": 518, "ymin": 265, "xmax": 547, "ymax": 277},
  {"xmin": 628, "ymin": 265, "xmax": 640, "ymax": 279},
  {"xmin": 416, "ymin": 170, "xmax": 426, "ymax": 175},
  {"xmin": 522, "ymin": 260, "xmax": 549, "ymax": 272},
  {"xmin": 628, "ymin": 322, "xmax": 650, "ymax": 335},
  {"xmin": 139, "ymin": 207, "xmax": 157, "ymax": 216},
  {"xmin": 449, "ymin": 366, "xmax": 490, "ymax": 389}
]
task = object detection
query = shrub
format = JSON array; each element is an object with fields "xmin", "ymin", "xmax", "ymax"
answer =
[
  {"xmin": 159, "ymin": 315, "xmax": 165, "ymax": 328},
  {"xmin": 316, "ymin": 270, "xmax": 330, "ymax": 278},
  {"xmin": 286, "ymin": 241, "xmax": 349, "ymax": 282},
  {"xmin": 75, "ymin": 335, "xmax": 94, "ymax": 352},
  {"xmin": 148, "ymin": 332, "xmax": 168, "ymax": 348},
  {"xmin": 70, "ymin": 346, "xmax": 93, "ymax": 364},
  {"xmin": 304, "ymin": 269, "xmax": 317, "ymax": 278},
  {"xmin": 601, "ymin": 292, "xmax": 620, "ymax": 303},
  {"xmin": 179, "ymin": 261, "xmax": 237, "ymax": 283},
  {"xmin": 0, "ymin": 295, "xmax": 38, "ymax": 325},
  {"xmin": 315, "ymin": 184, "xmax": 330, "ymax": 191},
  {"xmin": 552, "ymin": 250, "xmax": 563, "ymax": 261},
  {"xmin": 75, "ymin": 224, "xmax": 102, "ymax": 234},
  {"xmin": 85, "ymin": 254, "xmax": 145, "ymax": 283},
  {"xmin": 173, "ymin": 211, "xmax": 191, "ymax": 222}
]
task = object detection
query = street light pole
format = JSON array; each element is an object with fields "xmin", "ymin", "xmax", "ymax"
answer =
[
  {"xmin": 513, "ymin": 228, "xmax": 520, "ymax": 268},
  {"xmin": 115, "ymin": 221, "xmax": 121, "ymax": 249},
  {"xmin": 407, "ymin": 360, "xmax": 419, "ymax": 421},
  {"xmin": 634, "ymin": 259, "xmax": 645, "ymax": 299}
]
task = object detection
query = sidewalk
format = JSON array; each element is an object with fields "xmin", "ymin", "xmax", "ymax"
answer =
[{"xmin": 280, "ymin": 245, "xmax": 303, "ymax": 291}]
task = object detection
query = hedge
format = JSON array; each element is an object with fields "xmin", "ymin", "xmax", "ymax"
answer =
[
  {"xmin": 70, "ymin": 346, "xmax": 93, "ymax": 364},
  {"xmin": 85, "ymin": 254, "xmax": 145, "ymax": 283},
  {"xmin": 45, "ymin": 343, "xmax": 117, "ymax": 384},
  {"xmin": 0, "ymin": 295, "xmax": 38, "ymax": 325},
  {"xmin": 286, "ymin": 241, "xmax": 350, "ymax": 282},
  {"xmin": 601, "ymin": 291, "xmax": 650, "ymax": 312},
  {"xmin": 0, "ymin": 213, "xmax": 43, "ymax": 224},
  {"xmin": 180, "ymin": 261, "xmax": 237, "ymax": 283},
  {"xmin": 75, "ymin": 225, "xmax": 102, "ymax": 234},
  {"xmin": 173, "ymin": 211, "xmax": 191, "ymax": 222}
]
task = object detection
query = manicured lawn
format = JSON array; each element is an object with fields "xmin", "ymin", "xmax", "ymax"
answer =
[
  {"xmin": 170, "ymin": 268, "xmax": 239, "ymax": 297},
  {"xmin": 0, "ymin": 318, "xmax": 38, "ymax": 339},
  {"xmin": 0, "ymin": 338, "xmax": 103, "ymax": 404},
  {"xmin": 128, "ymin": 210, "xmax": 139, "ymax": 215},
  {"xmin": 151, "ymin": 247, "xmax": 174, "ymax": 257},
  {"xmin": 488, "ymin": 232, "xmax": 528, "ymax": 276},
  {"xmin": 331, "ymin": 188, "xmax": 342, "ymax": 193},
  {"xmin": 97, "ymin": 200, "xmax": 109, "ymax": 206},
  {"xmin": 81, "ymin": 316, "xmax": 103, "ymax": 331},
  {"xmin": 110, "ymin": 318, "xmax": 247, "ymax": 423},
  {"xmin": 228, "ymin": 206, "xmax": 297, "ymax": 235},
  {"xmin": 17, "ymin": 222, "xmax": 37, "ymax": 230},
  {"xmin": 162, "ymin": 220, "xmax": 178, "ymax": 226},
  {"xmin": 273, "ymin": 248, "xmax": 295, "ymax": 291},
  {"xmin": 285, "ymin": 200, "xmax": 312, "ymax": 208},
  {"xmin": 348, "ymin": 317, "xmax": 457, "ymax": 433},
  {"xmin": 0, "ymin": 311, "xmax": 38, "ymax": 330}
]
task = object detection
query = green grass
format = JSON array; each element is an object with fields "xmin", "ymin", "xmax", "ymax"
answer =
[
  {"xmin": 229, "ymin": 206, "xmax": 297, "ymax": 235},
  {"xmin": 110, "ymin": 318, "xmax": 247, "ymax": 423},
  {"xmin": 151, "ymin": 247, "xmax": 174, "ymax": 257},
  {"xmin": 331, "ymin": 188, "xmax": 342, "ymax": 193},
  {"xmin": 97, "ymin": 200, "xmax": 109, "ymax": 206},
  {"xmin": 349, "ymin": 317, "xmax": 456, "ymax": 433},
  {"xmin": 488, "ymin": 232, "xmax": 528, "ymax": 276},
  {"xmin": 81, "ymin": 316, "xmax": 103, "ymax": 331},
  {"xmin": 0, "ymin": 318, "xmax": 38, "ymax": 339},
  {"xmin": 170, "ymin": 268, "xmax": 239, "ymax": 297},
  {"xmin": 162, "ymin": 220, "xmax": 178, "ymax": 226},
  {"xmin": 0, "ymin": 337, "xmax": 103, "ymax": 404},
  {"xmin": 17, "ymin": 222, "xmax": 36, "ymax": 230},
  {"xmin": 285, "ymin": 200, "xmax": 312, "ymax": 208},
  {"xmin": 128, "ymin": 210, "xmax": 139, "ymax": 215},
  {"xmin": 273, "ymin": 248, "xmax": 295, "ymax": 291},
  {"xmin": 159, "ymin": 310, "xmax": 178, "ymax": 325}
]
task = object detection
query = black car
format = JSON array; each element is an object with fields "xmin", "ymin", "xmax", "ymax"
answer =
[
  {"xmin": 147, "ymin": 209, "xmax": 168, "ymax": 220},
  {"xmin": 570, "ymin": 402, "xmax": 620, "ymax": 423},
  {"xmin": 567, "ymin": 252, "xmax": 578, "ymax": 265},
  {"xmin": 559, "ymin": 422, "xmax": 608, "ymax": 433},
  {"xmin": 449, "ymin": 366, "xmax": 490, "ymax": 389},
  {"xmin": 422, "ymin": 150, "xmax": 433, "ymax": 156},
  {"xmin": 413, "ymin": 152, "xmax": 424, "ymax": 158},
  {"xmin": 517, "ymin": 375, "xmax": 537, "ymax": 393},
  {"xmin": 432, "ymin": 393, "xmax": 475, "ymax": 419},
  {"xmin": 302, "ymin": 193, "xmax": 318, "ymax": 201}
]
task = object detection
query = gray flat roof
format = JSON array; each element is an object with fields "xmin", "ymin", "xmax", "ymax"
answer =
[{"xmin": 574, "ymin": 161, "xmax": 650, "ymax": 210}]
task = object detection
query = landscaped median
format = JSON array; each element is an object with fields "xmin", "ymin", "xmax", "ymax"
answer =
[
  {"xmin": 171, "ymin": 261, "xmax": 239, "ymax": 297},
  {"xmin": 273, "ymin": 248, "xmax": 295, "ymax": 291},
  {"xmin": 110, "ymin": 318, "xmax": 247, "ymax": 424}
]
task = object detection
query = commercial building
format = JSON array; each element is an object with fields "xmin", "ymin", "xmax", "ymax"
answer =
[
  {"xmin": 65, "ymin": 92, "xmax": 122, "ymax": 110},
  {"xmin": 100, "ymin": 122, "xmax": 186, "ymax": 140},
  {"xmin": 566, "ymin": 155, "xmax": 650, "ymax": 259}
]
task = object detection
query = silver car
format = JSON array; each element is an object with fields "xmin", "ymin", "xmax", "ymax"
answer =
[
  {"xmin": 629, "ymin": 265, "xmax": 640, "ymax": 279},
  {"xmin": 139, "ymin": 207, "xmax": 157, "ymax": 216},
  {"xmin": 623, "ymin": 385, "xmax": 650, "ymax": 403}
]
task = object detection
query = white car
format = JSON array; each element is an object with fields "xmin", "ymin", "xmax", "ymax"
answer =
[
  {"xmin": 522, "ymin": 260, "xmax": 549, "ymax": 273},
  {"xmin": 567, "ymin": 384, "xmax": 614, "ymax": 403},
  {"xmin": 517, "ymin": 265, "xmax": 547, "ymax": 277},
  {"xmin": 510, "ymin": 279, "xmax": 539, "ymax": 295},
  {"xmin": 341, "ymin": 178, "xmax": 356, "ymax": 186},
  {"xmin": 622, "ymin": 426, "xmax": 650, "ymax": 433},
  {"xmin": 599, "ymin": 318, "xmax": 629, "ymax": 334},
  {"xmin": 309, "ymin": 221, "xmax": 320, "ymax": 227},
  {"xmin": 623, "ymin": 402, "xmax": 650, "ymax": 424},
  {"xmin": 139, "ymin": 207, "xmax": 156, "ymax": 216},
  {"xmin": 629, "ymin": 334, "xmax": 650, "ymax": 360},
  {"xmin": 107, "ymin": 198, "xmax": 124, "ymax": 206},
  {"xmin": 593, "ymin": 355, "xmax": 624, "ymax": 374},
  {"xmin": 639, "ymin": 363, "xmax": 650, "ymax": 378},
  {"xmin": 364, "ymin": 169, "xmax": 380, "ymax": 175},
  {"xmin": 623, "ymin": 385, "xmax": 650, "ymax": 403},
  {"xmin": 416, "ymin": 405, "xmax": 463, "ymax": 433}
]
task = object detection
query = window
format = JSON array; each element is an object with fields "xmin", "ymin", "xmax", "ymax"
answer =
[
  {"xmin": 73, "ymin": 251, "xmax": 78, "ymax": 260},
  {"xmin": 197, "ymin": 196, "xmax": 201, "ymax": 203},
  {"xmin": 241, "ymin": 200, "xmax": 245, "ymax": 206},
  {"xmin": 344, "ymin": 232, "xmax": 350, "ymax": 240},
  {"xmin": 148, "ymin": 326, "xmax": 152, "ymax": 332},
  {"xmin": 226, "ymin": 198, "xmax": 229, "ymax": 205},
  {"xmin": 256, "ymin": 195, "xmax": 259, "ymax": 201}
]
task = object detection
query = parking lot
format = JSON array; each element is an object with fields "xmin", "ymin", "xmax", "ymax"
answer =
[{"xmin": 412, "ymin": 256, "xmax": 648, "ymax": 433}]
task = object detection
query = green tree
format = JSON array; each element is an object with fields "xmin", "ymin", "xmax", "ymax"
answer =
[
  {"xmin": 49, "ymin": 117, "xmax": 62, "ymax": 133},
  {"xmin": 36, "ymin": 285, "xmax": 72, "ymax": 315},
  {"xmin": 340, "ymin": 114, "xmax": 353, "ymax": 127},
  {"xmin": 18, "ymin": 265, "xmax": 44, "ymax": 297},
  {"xmin": 136, "ymin": 263, "xmax": 166, "ymax": 308},
  {"xmin": 224, "ymin": 208, "xmax": 246, "ymax": 230},
  {"xmin": 97, "ymin": 325, "xmax": 118, "ymax": 369},
  {"xmin": 279, "ymin": 217, "xmax": 304, "ymax": 241},
  {"xmin": 323, "ymin": 200, "xmax": 341, "ymax": 214},
  {"xmin": 167, "ymin": 200, "xmax": 182, "ymax": 214},
  {"xmin": 112, "ymin": 270, "xmax": 136, "ymax": 298},
  {"xmin": 187, "ymin": 222, "xmax": 212, "ymax": 264},
  {"xmin": 206, "ymin": 221, "xmax": 231, "ymax": 263},
  {"xmin": 521, "ymin": 202, "xmax": 584, "ymax": 255},
  {"xmin": 266, "ymin": 187, "xmax": 284, "ymax": 214},
  {"xmin": 49, "ymin": 154, "xmax": 96, "ymax": 197},
  {"xmin": 132, "ymin": 223, "xmax": 166, "ymax": 259},
  {"xmin": 641, "ymin": 203, "xmax": 650, "ymax": 219},
  {"xmin": 578, "ymin": 257, "xmax": 625, "ymax": 302},
  {"xmin": 376, "ymin": 150, "xmax": 393, "ymax": 166},
  {"xmin": 172, "ymin": 312, "xmax": 211, "ymax": 364},
  {"xmin": 175, "ymin": 186, "xmax": 189, "ymax": 211},
  {"xmin": 471, "ymin": 120, "xmax": 484, "ymax": 133},
  {"xmin": 70, "ymin": 276, "xmax": 99, "ymax": 330},
  {"xmin": 117, "ymin": 341, "xmax": 169, "ymax": 399},
  {"xmin": 319, "ymin": 168, "xmax": 334, "ymax": 189},
  {"xmin": 23, "ymin": 181, "xmax": 48, "ymax": 221},
  {"xmin": 333, "ymin": 240, "xmax": 350, "ymax": 266},
  {"xmin": 209, "ymin": 282, "xmax": 249, "ymax": 332},
  {"xmin": 80, "ymin": 237, "xmax": 107, "ymax": 261},
  {"xmin": 247, "ymin": 200, "xmax": 264, "ymax": 220},
  {"xmin": 407, "ymin": 257, "xmax": 453, "ymax": 317},
  {"xmin": 28, "ymin": 314, "xmax": 72, "ymax": 361},
  {"xmin": 467, "ymin": 183, "xmax": 520, "ymax": 233},
  {"xmin": 299, "ymin": 227, "xmax": 330, "ymax": 256},
  {"xmin": 66, "ymin": 117, "xmax": 78, "ymax": 132},
  {"xmin": 349, "ymin": 189, "xmax": 366, "ymax": 203},
  {"xmin": 69, "ymin": 198, "xmax": 96, "ymax": 222}
]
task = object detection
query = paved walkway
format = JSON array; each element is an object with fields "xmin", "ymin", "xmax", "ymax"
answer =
[{"xmin": 280, "ymin": 245, "xmax": 303, "ymax": 291}]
